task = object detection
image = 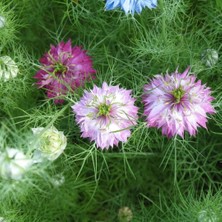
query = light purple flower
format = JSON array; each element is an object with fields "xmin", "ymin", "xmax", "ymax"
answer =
[
  {"xmin": 143, "ymin": 67, "xmax": 215, "ymax": 138},
  {"xmin": 34, "ymin": 40, "xmax": 96, "ymax": 104},
  {"xmin": 72, "ymin": 82, "xmax": 138, "ymax": 149}
]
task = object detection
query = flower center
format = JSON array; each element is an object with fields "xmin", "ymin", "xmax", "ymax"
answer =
[
  {"xmin": 171, "ymin": 86, "xmax": 185, "ymax": 103},
  {"xmin": 98, "ymin": 103, "xmax": 111, "ymax": 116},
  {"xmin": 54, "ymin": 62, "xmax": 67, "ymax": 75}
]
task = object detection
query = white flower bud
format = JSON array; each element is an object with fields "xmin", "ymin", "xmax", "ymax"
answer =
[
  {"xmin": 118, "ymin": 207, "xmax": 133, "ymax": 222},
  {"xmin": 0, "ymin": 148, "xmax": 33, "ymax": 180},
  {"xmin": 201, "ymin": 49, "xmax": 219, "ymax": 67},
  {"xmin": 0, "ymin": 56, "xmax": 19, "ymax": 81},
  {"xmin": 0, "ymin": 16, "xmax": 6, "ymax": 28},
  {"xmin": 32, "ymin": 126, "xmax": 67, "ymax": 161},
  {"xmin": 198, "ymin": 210, "xmax": 217, "ymax": 222},
  {"xmin": 51, "ymin": 173, "xmax": 65, "ymax": 187}
]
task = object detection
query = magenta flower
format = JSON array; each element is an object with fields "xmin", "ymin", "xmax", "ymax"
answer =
[
  {"xmin": 72, "ymin": 82, "xmax": 138, "ymax": 149},
  {"xmin": 143, "ymin": 67, "xmax": 215, "ymax": 138},
  {"xmin": 34, "ymin": 40, "xmax": 96, "ymax": 104}
]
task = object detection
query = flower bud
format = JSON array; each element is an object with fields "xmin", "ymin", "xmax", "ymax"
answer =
[
  {"xmin": 118, "ymin": 207, "xmax": 133, "ymax": 222},
  {"xmin": 0, "ymin": 16, "xmax": 6, "ymax": 28},
  {"xmin": 51, "ymin": 173, "xmax": 65, "ymax": 187},
  {"xmin": 201, "ymin": 49, "xmax": 219, "ymax": 67},
  {"xmin": 32, "ymin": 126, "xmax": 67, "ymax": 161},
  {"xmin": 0, "ymin": 56, "xmax": 19, "ymax": 81},
  {"xmin": 198, "ymin": 210, "xmax": 217, "ymax": 222}
]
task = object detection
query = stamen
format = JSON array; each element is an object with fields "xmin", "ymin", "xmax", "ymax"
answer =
[
  {"xmin": 171, "ymin": 86, "xmax": 185, "ymax": 103},
  {"xmin": 98, "ymin": 103, "xmax": 111, "ymax": 116}
]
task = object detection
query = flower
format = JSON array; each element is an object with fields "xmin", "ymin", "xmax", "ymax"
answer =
[
  {"xmin": 143, "ymin": 67, "xmax": 215, "ymax": 138},
  {"xmin": 201, "ymin": 49, "xmax": 219, "ymax": 67},
  {"xmin": 105, "ymin": 0, "xmax": 157, "ymax": 15},
  {"xmin": 0, "ymin": 56, "xmax": 19, "ymax": 81},
  {"xmin": 32, "ymin": 126, "xmax": 67, "ymax": 161},
  {"xmin": 118, "ymin": 207, "xmax": 133, "ymax": 222},
  {"xmin": 198, "ymin": 210, "xmax": 217, "ymax": 222},
  {"xmin": 34, "ymin": 40, "xmax": 96, "ymax": 104},
  {"xmin": 72, "ymin": 82, "xmax": 138, "ymax": 149},
  {"xmin": 0, "ymin": 148, "xmax": 33, "ymax": 180},
  {"xmin": 0, "ymin": 16, "xmax": 6, "ymax": 28}
]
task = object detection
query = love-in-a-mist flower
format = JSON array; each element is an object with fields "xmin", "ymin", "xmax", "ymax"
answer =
[
  {"xmin": 143, "ymin": 67, "xmax": 215, "ymax": 138},
  {"xmin": 105, "ymin": 0, "xmax": 157, "ymax": 15},
  {"xmin": 0, "ymin": 148, "xmax": 33, "ymax": 180},
  {"xmin": 34, "ymin": 40, "xmax": 96, "ymax": 104},
  {"xmin": 32, "ymin": 126, "xmax": 67, "ymax": 161},
  {"xmin": 0, "ymin": 56, "xmax": 19, "ymax": 81},
  {"xmin": 72, "ymin": 82, "xmax": 138, "ymax": 149}
]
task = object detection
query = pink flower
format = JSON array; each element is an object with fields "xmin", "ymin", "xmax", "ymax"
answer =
[
  {"xmin": 143, "ymin": 67, "xmax": 215, "ymax": 138},
  {"xmin": 34, "ymin": 40, "xmax": 96, "ymax": 104},
  {"xmin": 72, "ymin": 82, "xmax": 138, "ymax": 149}
]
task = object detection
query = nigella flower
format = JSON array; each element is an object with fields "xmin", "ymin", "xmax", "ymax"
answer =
[
  {"xmin": 72, "ymin": 82, "xmax": 138, "ymax": 149},
  {"xmin": 143, "ymin": 67, "xmax": 215, "ymax": 138},
  {"xmin": 0, "ymin": 148, "xmax": 33, "ymax": 180},
  {"xmin": 34, "ymin": 40, "xmax": 96, "ymax": 104},
  {"xmin": 105, "ymin": 0, "xmax": 157, "ymax": 15},
  {"xmin": 0, "ymin": 56, "xmax": 19, "ymax": 81}
]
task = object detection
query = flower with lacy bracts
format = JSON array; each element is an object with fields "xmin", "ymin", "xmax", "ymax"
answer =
[
  {"xmin": 105, "ymin": 0, "xmax": 157, "ymax": 15},
  {"xmin": 0, "ymin": 148, "xmax": 33, "ymax": 180},
  {"xmin": 143, "ymin": 67, "xmax": 215, "ymax": 138},
  {"xmin": 32, "ymin": 126, "xmax": 67, "ymax": 161},
  {"xmin": 34, "ymin": 40, "xmax": 96, "ymax": 104},
  {"xmin": 72, "ymin": 82, "xmax": 138, "ymax": 149}
]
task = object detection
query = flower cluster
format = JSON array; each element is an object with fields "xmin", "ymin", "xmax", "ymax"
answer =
[
  {"xmin": 34, "ymin": 40, "xmax": 215, "ymax": 146},
  {"xmin": 34, "ymin": 40, "xmax": 96, "ymax": 104},
  {"xmin": 0, "ymin": 126, "xmax": 67, "ymax": 181}
]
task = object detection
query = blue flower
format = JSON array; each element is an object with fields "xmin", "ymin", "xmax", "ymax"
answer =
[{"xmin": 105, "ymin": 0, "xmax": 157, "ymax": 15}]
